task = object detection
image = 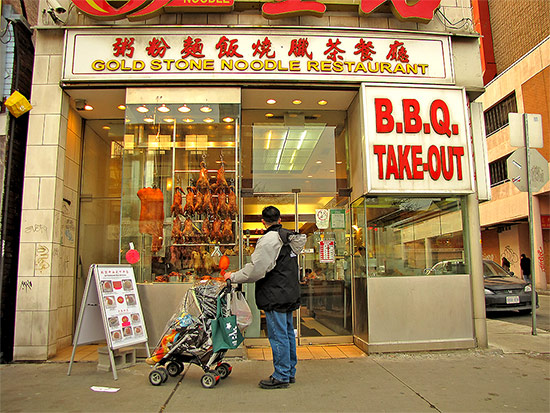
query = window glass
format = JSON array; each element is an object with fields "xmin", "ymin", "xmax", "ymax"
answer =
[{"xmin": 362, "ymin": 197, "xmax": 464, "ymax": 277}]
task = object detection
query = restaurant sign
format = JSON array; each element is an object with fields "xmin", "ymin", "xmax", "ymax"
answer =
[
  {"xmin": 62, "ymin": 28, "xmax": 453, "ymax": 84},
  {"xmin": 362, "ymin": 85, "xmax": 473, "ymax": 194},
  {"xmin": 71, "ymin": 0, "xmax": 441, "ymax": 22}
]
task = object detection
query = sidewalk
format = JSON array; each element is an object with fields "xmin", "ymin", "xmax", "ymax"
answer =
[{"xmin": 1, "ymin": 320, "xmax": 549, "ymax": 412}]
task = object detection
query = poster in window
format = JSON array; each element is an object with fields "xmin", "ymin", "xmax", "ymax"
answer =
[
  {"xmin": 316, "ymin": 209, "xmax": 330, "ymax": 229},
  {"xmin": 319, "ymin": 240, "xmax": 335, "ymax": 263},
  {"xmin": 330, "ymin": 209, "xmax": 346, "ymax": 229}
]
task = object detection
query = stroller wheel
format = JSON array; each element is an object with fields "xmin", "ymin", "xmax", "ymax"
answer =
[
  {"xmin": 149, "ymin": 369, "xmax": 164, "ymax": 386},
  {"xmin": 201, "ymin": 372, "xmax": 219, "ymax": 389},
  {"xmin": 159, "ymin": 367, "xmax": 169, "ymax": 383},
  {"xmin": 216, "ymin": 363, "xmax": 232, "ymax": 379},
  {"xmin": 166, "ymin": 361, "xmax": 184, "ymax": 377}
]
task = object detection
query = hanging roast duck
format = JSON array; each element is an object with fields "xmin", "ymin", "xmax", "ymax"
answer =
[
  {"xmin": 171, "ymin": 215, "xmax": 183, "ymax": 244},
  {"xmin": 194, "ymin": 188, "xmax": 204, "ymax": 215},
  {"xmin": 196, "ymin": 161, "xmax": 210, "ymax": 193},
  {"xmin": 211, "ymin": 216, "xmax": 222, "ymax": 243},
  {"xmin": 202, "ymin": 217, "xmax": 211, "ymax": 241},
  {"xmin": 216, "ymin": 163, "xmax": 228, "ymax": 190},
  {"xmin": 221, "ymin": 217, "xmax": 233, "ymax": 242},
  {"xmin": 184, "ymin": 186, "xmax": 195, "ymax": 216},
  {"xmin": 227, "ymin": 186, "xmax": 237, "ymax": 218},
  {"xmin": 202, "ymin": 189, "xmax": 214, "ymax": 216},
  {"xmin": 182, "ymin": 217, "xmax": 196, "ymax": 242},
  {"xmin": 217, "ymin": 188, "xmax": 229, "ymax": 218},
  {"xmin": 170, "ymin": 186, "xmax": 184, "ymax": 217}
]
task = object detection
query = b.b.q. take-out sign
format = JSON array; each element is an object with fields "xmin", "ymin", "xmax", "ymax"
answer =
[{"xmin": 362, "ymin": 85, "xmax": 473, "ymax": 194}]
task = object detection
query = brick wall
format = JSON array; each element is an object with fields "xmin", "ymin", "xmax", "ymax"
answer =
[
  {"xmin": 521, "ymin": 67, "xmax": 550, "ymax": 161},
  {"xmin": 488, "ymin": 0, "xmax": 550, "ymax": 74}
]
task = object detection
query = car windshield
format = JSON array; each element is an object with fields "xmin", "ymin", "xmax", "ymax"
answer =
[{"xmin": 483, "ymin": 261, "xmax": 511, "ymax": 278}]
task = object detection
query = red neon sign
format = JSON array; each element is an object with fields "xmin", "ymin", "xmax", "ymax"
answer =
[{"xmin": 71, "ymin": 0, "xmax": 441, "ymax": 22}]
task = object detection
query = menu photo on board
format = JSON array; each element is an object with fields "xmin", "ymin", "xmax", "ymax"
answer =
[{"xmin": 96, "ymin": 266, "xmax": 146, "ymax": 349}]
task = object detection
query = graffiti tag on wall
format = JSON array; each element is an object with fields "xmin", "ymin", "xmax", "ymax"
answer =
[
  {"xmin": 501, "ymin": 245, "xmax": 519, "ymax": 264},
  {"xmin": 538, "ymin": 246, "xmax": 546, "ymax": 273}
]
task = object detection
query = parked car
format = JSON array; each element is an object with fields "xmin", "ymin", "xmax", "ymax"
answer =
[{"xmin": 425, "ymin": 259, "xmax": 538, "ymax": 313}]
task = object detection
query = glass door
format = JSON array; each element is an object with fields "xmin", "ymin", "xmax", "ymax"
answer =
[
  {"xmin": 76, "ymin": 119, "xmax": 124, "ymax": 316},
  {"xmin": 240, "ymin": 193, "xmax": 297, "ymax": 342},
  {"xmin": 240, "ymin": 192, "xmax": 352, "ymax": 345},
  {"xmin": 297, "ymin": 194, "xmax": 352, "ymax": 344}
]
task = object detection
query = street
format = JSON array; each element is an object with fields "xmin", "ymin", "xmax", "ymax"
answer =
[{"xmin": 488, "ymin": 294, "xmax": 550, "ymax": 332}]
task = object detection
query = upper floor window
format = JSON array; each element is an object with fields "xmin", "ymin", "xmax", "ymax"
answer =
[
  {"xmin": 484, "ymin": 93, "xmax": 517, "ymax": 136},
  {"xmin": 489, "ymin": 156, "xmax": 508, "ymax": 187}
]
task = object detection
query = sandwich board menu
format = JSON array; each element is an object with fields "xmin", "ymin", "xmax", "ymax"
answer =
[{"xmin": 68, "ymin": 264, "xmax": 149, "ymax": 380}]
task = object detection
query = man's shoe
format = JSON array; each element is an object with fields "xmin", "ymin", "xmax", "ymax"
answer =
[
  {"xmin": 259, "ymin": 377, "xmax": 289, "ymax": 389},
  {"xmin": 270, "ymin": 375, "xmax": 295, "ymax": 384}
]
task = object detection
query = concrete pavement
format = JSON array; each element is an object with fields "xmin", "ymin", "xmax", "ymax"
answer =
[{"xmin": 1, "ymin": 318, "xmax": 549, "ymax": 412}]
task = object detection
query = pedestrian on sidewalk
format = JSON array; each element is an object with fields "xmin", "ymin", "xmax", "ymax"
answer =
[
  {"xmin": 501, "ymin": 256, "xmax": 511, "ymax": 272},
  {"xmin": 224, "ymin": 206, "xmax": 306, "ymax": 389},
  {"xmin": 520, "ymin": 254, "xmax": 531, "ymax": 283}
]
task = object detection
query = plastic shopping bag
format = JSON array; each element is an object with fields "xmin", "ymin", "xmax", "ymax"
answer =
[
  {"xmin": 230, "ymin": 291, "xmax": 253, "ymax": 332},
  {"xmin": 211, "ymin": 296, "xmax": 244, "ymax": 353}
]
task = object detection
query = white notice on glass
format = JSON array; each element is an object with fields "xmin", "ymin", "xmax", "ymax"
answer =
[{"xmin": 319, "ymin": 240, "xmax": 335, "ymax": 263}]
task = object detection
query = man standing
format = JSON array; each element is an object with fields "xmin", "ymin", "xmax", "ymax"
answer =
[
  {"xmin": 520, "ymin": 254, "xmax": 531, "ymax": 283},
  {"xmin": 224, "ymin": 206, "xmax": 306, "ymax": 389}
]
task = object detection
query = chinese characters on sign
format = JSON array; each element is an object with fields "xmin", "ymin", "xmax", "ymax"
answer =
[
  {"xmin": 65, "ymin": 30, "xmax": 452, "ymax": 84},
  {"xmin": 71, "ymin": 0, "xmax": 441, "ymax": 22}
]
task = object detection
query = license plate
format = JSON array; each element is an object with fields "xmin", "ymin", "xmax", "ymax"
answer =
[{"xmin": 506, "ymin": 296, "xmax": 520, "ymax": 304}]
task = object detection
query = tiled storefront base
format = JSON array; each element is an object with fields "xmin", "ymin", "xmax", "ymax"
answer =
[{"xmin": 48, "ymin": 344, "xmax": 366, "ymax": 363}]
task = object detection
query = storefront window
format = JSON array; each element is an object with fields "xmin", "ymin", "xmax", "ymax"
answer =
[
  {"xmin": 120, "ymin": 102, "xmax": 240, "ymax": 282},
  {"xmin": 353, "ymin": 196, "xmax": 464, "ymax": 277},
  {"xmin": 241, "ymin": 89, "xmax": 352, "ymax": 194}
]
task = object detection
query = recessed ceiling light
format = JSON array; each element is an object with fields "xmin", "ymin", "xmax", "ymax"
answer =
[
  {"xmin": 265, "ymin": 113, "xmax": 274, "ymax": 118},
  {"xmin": 203, "ymin": 117, "xmax": 214, "ymax": 123},
  {"xmin": 178, "ymin": 105, "xmax": 191, "ymax": 113},
  {"xmin": 316, "ymin": 160, "xmax": 322, "ymax": 164},
  {"xmin": 292, "ymin": 99, "xmax": 302, "ymax": 105},
  {"xmin": 164, "ymin": 118, "xmax": 175, "ymax": 123},
  {"xmin": 329, "ymin": 169, "xmax": 335, "ymax": 173},
  {"xmin": 216, "ymin": 160, "xmax": 222, "ymax": 164},
  {"xmin": 183, "ymin": 118, "xmax": 194, "ymax": 123},
  {"xmin": 317, "ymin": 100, "xmax": 328, "ymax": 106},
  {"xmin": 307, "ymin": 175, "xmax": 313, "ymax": 178},
  {"xmin": 117, "ymin": 105, "xmax": 126, "ymax": 110},
  {"xmin": 137, "ymin": 105, "xmax": 149, "ymax": 113},
  {"xmin": 336, "ymin": 161, "xmax": 343, "ymax": 164},
  {"xmin": 200, "ymin": 106, "xmax": 212, "ymax": 113},
  {"xmin": 288, "ymin": 113, "xmax": 298, "ymax": 118},
  {"xmin": 223, "ymin": 117, "xmax": 234, "ymax": 123},
  {"xmin": 266, "ymin": 99, "xmax": 277, "ymax": 105},
  {"xmin": 144, "ymin": 117, "xmax": 154, "ymax": 123},
  {"xmin": 158, "ymin": 104, "xmax": 170, "ymax": 113},
  {"xmin": 102, "ymin": 125, "xmax": 111, "ymax": 130},
  {"xmin": 84, "ymin": 104, "xmax": 94, "ymax": 111}
]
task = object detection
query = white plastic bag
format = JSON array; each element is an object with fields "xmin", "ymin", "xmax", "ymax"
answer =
[{"xmin": 230, "ymin": 291, "xmax": 253, "ymax": 332}]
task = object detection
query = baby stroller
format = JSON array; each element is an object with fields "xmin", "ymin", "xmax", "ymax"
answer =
[{"xmin": 147, "ymin": 279, "xmax": 240, "ymax": 388}]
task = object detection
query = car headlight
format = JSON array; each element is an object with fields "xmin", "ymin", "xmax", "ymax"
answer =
[
  {"xmin": 524, "ymin": 285, "xmax": 532, "ymax": 292},
  {"xmin": 484, "ymin": 288, "xmax": 494, "ymax": 295}
]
